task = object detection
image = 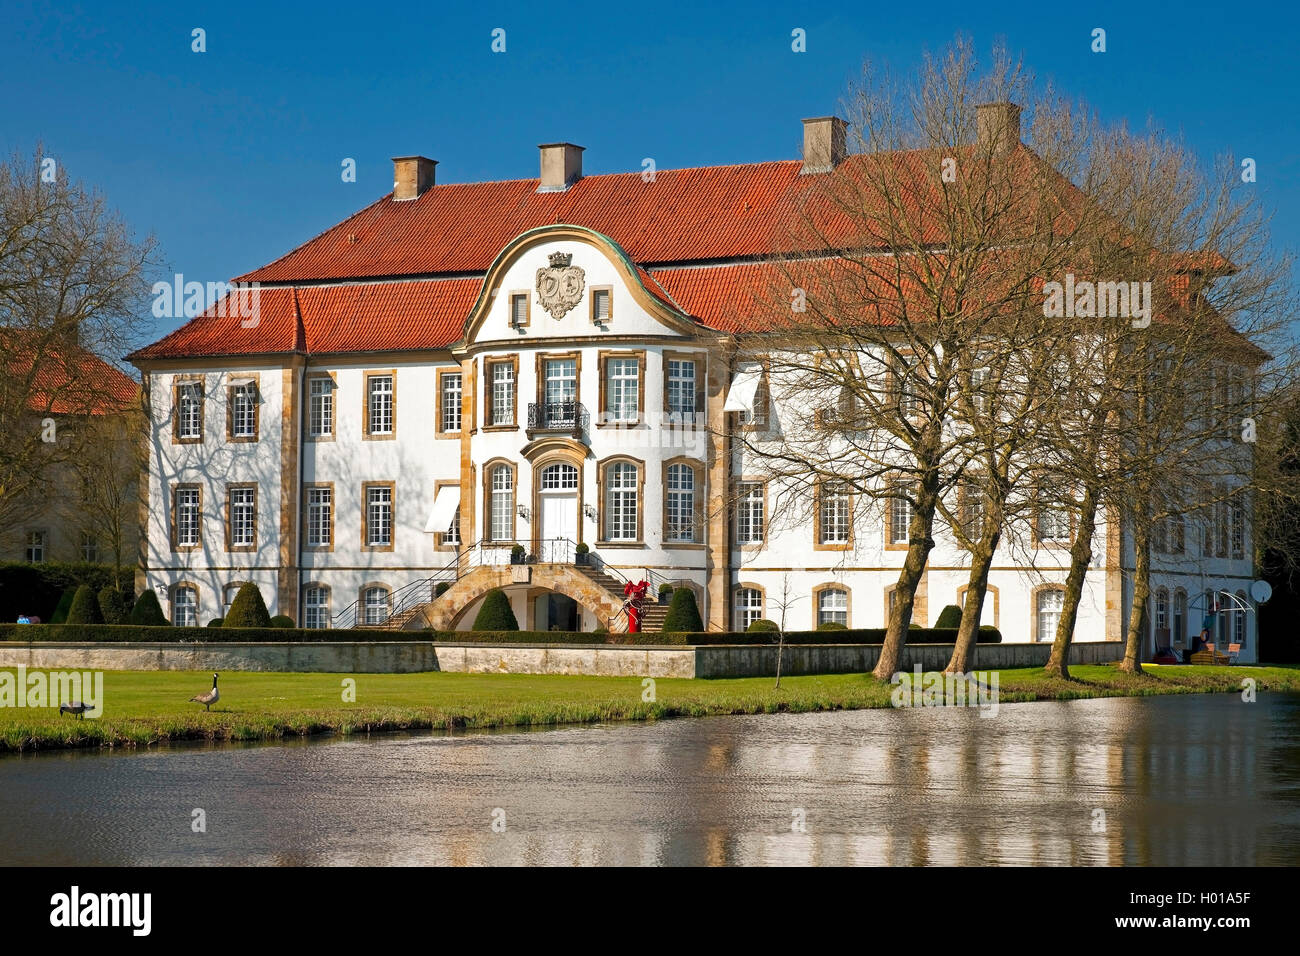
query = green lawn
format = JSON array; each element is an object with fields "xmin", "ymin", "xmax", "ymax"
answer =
[{"xmin": 2, "ymin": 663, "xmax": 1298, "ymax": 753}]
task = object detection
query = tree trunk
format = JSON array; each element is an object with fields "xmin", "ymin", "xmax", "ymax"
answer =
[
  {"xmin": 944, "ymin": 535, "xmax": 998, "ymax": 674},
  {"xmin": 1120, "ymin": 518, "xmax": 1151, "ymax": 674},
  {"xmin": 1045, "ymin": 483, "xmax": 1101, "ymax": 679},
  {"xmin": 873, "ymin": 491, "xmax": 937, "ymax": 680},
  {"xmin": 775, "ymin": 630, "xmax": 785, "ymax": 689}
]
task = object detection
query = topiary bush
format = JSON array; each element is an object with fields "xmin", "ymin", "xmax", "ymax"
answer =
[
  {"xmin": 98, "ymin": 586, "xmax": 131, "ymax": 625},
  {"xmin": 65, "ymin": 585, "xmax": 104, "ymax": 625},
  {"xmin": 129, "ymin": 589, "xmax": 168, "ymax": 625},
  {"xmin": 934, "ymin": 604, "xmax": 963, "ymax": 629},
  {"xmin": 472, "ymin": 588, "xmax": 518, "ymax": 631},
  {"xmin": 747, "ymin": 618, "xmax": 779, "ymax": 633},
  {"xmin": 207, "ymin": 618, "xmax": 225, "ymax": 628},
  {"xmin": 224, "ymin": 582, "xmax": 272, "ymax": 628},
  {"xmin": 817, "ymin": 621, "xmax": 847, "ymax": 631},
  {"xmin": 661, "ymin": 587, "xmax": 703, "ymax": 633},
  {"xmin": 49, "ymin": 588, "xmax": 77, "ymax": 624},
  {"xmin": 269, "ymin": 615, "xmax": 294, "ymax": 628}
]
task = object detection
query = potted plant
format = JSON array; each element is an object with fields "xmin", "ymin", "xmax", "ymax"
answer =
[
  {"xmin": 510, "ymin": 544, "xmax": 526, "ymax": 565},
  {"xmin": 658, "ymin": 583, "xmax": 673, "ymax": 605},
  {"xmin": 574, "ymin": 542, "xmax": 590, "ymax": 566}
]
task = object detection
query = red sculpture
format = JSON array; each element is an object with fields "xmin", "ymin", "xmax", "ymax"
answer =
[{"xmin": 623, "ymin": 580, "xmax": 650, "ymax": 633}]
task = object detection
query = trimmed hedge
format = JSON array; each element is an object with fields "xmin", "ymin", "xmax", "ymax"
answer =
[
  {"xmin": 65, "ymin": 585, "xmax": 104, "ymax": 625},
  {"xmin": 661, "ymin": 587, "xmax": 703, "ymax": 633},
  {"xmin": 98, "ymin": 587, "xmax": 131, "ymax": 625},
  {"xmin": 270, "ymin": 615, "xmax": 295, "ymax": 628},
  {"xmin": 0, "ymin": 623, "xmax": 397, "ymax": 644},
  {"xmin": 472, "ymin": 589, "xmax": 518, "ymax": 631},
  {"xmin": 225, "ymin": 582, "xmax": 272, "ymax": 628},
  {"xmin": 0, "ymin": 562, "xmax": 133, "ymax": 622},
  {"xmin": 934, "ymin": 604, "xmax": 963, "ymax": 629},
  {"xmin": 0, "ymin": 623, "xmax": 1003, "ymax": 646},
  {"xmin": 130, "ymin": 589, "xmax": 168, "ymax": 626},
  {"xmin": 49, "ymin": 588, "xmax": 77, "ymax": 624},
  {"xmin": 747, "ymin": 619, "xmax": 779, "ymax": 633}
]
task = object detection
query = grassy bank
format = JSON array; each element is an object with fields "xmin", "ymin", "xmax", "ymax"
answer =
[{"xmin": 2, "ymin": 664, "xmax": 1298, "ymax": 754}]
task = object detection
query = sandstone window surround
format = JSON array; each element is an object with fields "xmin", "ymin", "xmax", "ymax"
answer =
[
  {"xmin": 662, "ymin": 458, "xmax": 705, "ymax": 548},
  {"xmin": 484, "ymin": 459, "xmax": 517, "ymax": 544},
  {"xmin": 438, "ymin": 369, "xmax": 463, "ymax": 437},
  {"xmin": 306, "ymin": 372, "xmax": 336, "ymax": 441},
  {"xmin": 363, "ymin": 371, "xmax": 397, "ymax": 440},
  {"xmin": 303, "ymin": 584, "xmax": 331, "ymax": 629},
  {"xmin": 597, "ymin": 456, "xmax": 644, "ymax": 546},
  {"xmin": 171, "ymin": 483, "xmax": 203, "ymax": 551},
  {"xmin": 733, "ymin": 584, "xmax": 765, "ymax": 631},
  {"xmin": 483, "ymin": 356, "xmax": 520, "ymax": 430},
  {"xmin": 812, "ymin": 584, "xmax": 850, "ymax": 628},
  {"xmin": 226, "ymin": 375, "xmax": 260, "ymax": 443},
  {"xmin": 171, "ymin": 582, "xmax": 200, "ymax": 627},
  {"xmin": 303, "ymin": 483, "xmax": 334, "ymax": 552},
  {"xmin": 361, "ymin": 481, "xmax": 396, "ymax": 552},
  {"xmin": 224, "ymin": 483, "xmax": 258, "ymax": 552},
  {"xmin": 598, "ymin": 350, "xmax": 646, "ymax": 427},
  {"xmin": 172, "ymin": 377, "xmax": 205, "ymax": 444}
]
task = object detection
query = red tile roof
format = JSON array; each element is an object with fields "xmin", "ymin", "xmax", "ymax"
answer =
[{"xmin": 2, "ymin": 329, "xmax": 139, "ymax": 415}]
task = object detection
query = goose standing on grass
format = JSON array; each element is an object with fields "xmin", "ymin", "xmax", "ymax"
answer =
[
  {"xmin": 59, "ymin": 702, "xmax": 90, "ymax": 719},
  {"xmin": 189, "ymin": 672, "xmax": 220, "ymax": 711}
]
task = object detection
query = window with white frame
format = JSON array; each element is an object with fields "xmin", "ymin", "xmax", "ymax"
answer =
[
  {"xmin": 223, "ymin": 583, "xmax": 242, "ymax": 611},
  {"xmin": 306, "ymin": 488, "xmax": 332, "ymax": 547},
  {"xmin": 176, "ymin": 486, "xmax": 201, "ymax": 547},
  {"xmin": 79, "ymin": 533, "xmax": 99, "ymax": 563},
  {"xmin": 666, "ymin": 359, "xmax": 697, "ymax": 418},
  {"xmin": 606, "ymin": 357, "xmax": 640, "ymax": 423},
  {"xmin": 230, "ymin": 487, "xmax": 256, "ymax": 547},
  {"xmin": 489, "ymin": 465, "xmax": 513, "ymax": 541},
  {"xmin": 741, "ymin": 375, "xmax": 769, "ymax": 427},
  {"xmin": 309, "ymin": 377, "xmax": 333, "ymax": 437},
  {"xmin": 362, "ymin": 586, "xmax": 390, "ymax": 627},
  {"xmin": 490, "ymin": 362, "xmax": 515, "ymax": 425},
  {"xmin": 1036, "ymin": 501, "xmax": 1071, "ymax": 544},
  {"xmin": 1174, "ymin": 590, "xmax": 1187, "ymax": 643},
  {"xmin": 1036, "ymin": 589, "xmax": 1064, "ymax": 643},
  {"xmin": 304, "ymin": 586, "xmax": 330, "ymax": 629},
  {"xmin": 510, "ymin": 293, "xmax": 528, "ymax": 327},
  {"xmin": 445, "ymin": 506, "xmax": 461, "ymax": 546},
  {"xmin": 441, "ymin": 372, "xmax": 462, "ymax": 433},
  {"xmin": 177, "ymin": 381, "xmax": 203, "ymax": 439},
  {"xmin": 819, "ymin": 482, "xmax": 850, "ymax": 544},
  {"xmin": 1154, "ymin": 588, "xmax": 1168, "ymax": 631},
  {"xmin": 231, "ymin": 382, "xmax": 257, "ymax": 438},
  {"xmin": 734, "ymin": 587, "xmax": 763, "ymax": 631},
  {"xmin": 25, "ymin": 530, "xmax": 47, "ymax": 563},
  {"xmin": 1234, "ymin": 592, "xmax": 1247, "ymax": 645},
  {"xmin": 604, "ymin": 462, "xmax": 639, "ymax": 540},
  {"xmin": 818, "ymin": 588, "xmax": 848, "ymax": 626},
  {"xmin": 1230, "ymin": 501, "xmax": 1245, "ymax": 559},
  {"xmin": 592, "ymin": 288, "xmax": 611, "ymax": 322},
  {"xmin": 889, "ymin": 491, "xmax": 913, "ymax": 546},
  {"xmin": 172, "ymin": 585, "xmax": 198, "ymax": 627},
  {"xmin": 365, "ymin": 486, "xmax": 393, "ymax": 547},
  {"xmin": 665, "ymin": 463, "xmax": 695, "ymax": 542},
  {"xmin": 735, "ymin": 482, "xmax": 764, "ymax": 545},
  {"xmin": 368, "ymin": 375, "xmax": 394, "ymax": 435}
]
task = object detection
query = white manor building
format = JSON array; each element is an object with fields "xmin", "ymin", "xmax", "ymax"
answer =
[{"xmin": 129, "ymin": 112, "xmax": 1259, "ymax": 659}]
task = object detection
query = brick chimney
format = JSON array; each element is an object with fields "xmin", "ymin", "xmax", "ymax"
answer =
[
  {"xmin": 391, "ymin": 156, "xmax": 437, "ymax": 201},
  {"xmin": 538, "ymin": 143, "xmax": 584, "ymax": 192},
  {"xmin": 975, "ymin": 103, "xmax": 1022, "ymax": 156},
  {"xmin": 801, "ymin": 116, "xmax": 847, "ymax": 174}
]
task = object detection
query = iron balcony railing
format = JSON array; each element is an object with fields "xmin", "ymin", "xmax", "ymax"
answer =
[{"xmin": 526, "ymin": 400, "xmax": 589, "ymax": 436}]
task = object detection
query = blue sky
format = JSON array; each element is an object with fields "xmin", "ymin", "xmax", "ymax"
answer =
[{"xmin": 3, "ymin": 0, "xmax": 1297, "ymax": 350}]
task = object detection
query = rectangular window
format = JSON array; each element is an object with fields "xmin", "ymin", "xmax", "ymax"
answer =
[
  {"xmin": 591, "ymin": 287, "xmax": 612, "ymax": 322},
  {"xmin": 304, "ymin": 587, "xmax": 330, "ymax": 629},
  {"xmin": 666, "ymin": 359, "xmax": 697, "ymax": 419},
  {"xmin": 606, "ymin": 357, "xmax": 640, "ymax": 423},
  {"xmin": 172, "ymin": 587, "xmax": 198, "ymax": 627},
  {"xmin": 363, "ymin": 587, "xmax": 390, "ymax": 627},
  {"xmin": 819, "ymin": 482, "xmax": 851, "ymax": 545},
  {"xmin": 1036, "ymin": 502, "xmax": 1071, "ymax": 544},
  {"xmin": 735, "ymin": 482, "xmax": 764, "ymax": 545},
  {"xmin": 489, "ymin": 361, "xmax": 515, "ymax": 426},
  {"xmin": 440, "ymin": 372, "xmax": 462, "ymax": 433},
  {"xmin": 489, "ymin": 466, "xmax": 514, "ymax": 541},
  {"xmin": 176, "ymin": 381, "xmax": 203, "ymax": 440},
  {"xmin": 79, "ymin": 533, "xmax": 99, "ymax": 563},
  {"xmin": 742, "ymin": 375, "xmax": 769, "ymax": 427},
  {"xmin": 365, "ymin": 485, "xmax": 393, "ymax": 548},
  {"xmin": 510, "ymin": 293, "xmax": 529, "ymax": 327},
  {"xmin": 1230, "ymin": 501, "xmax": 1245, "ymax": 559},
  {"xmin": 734, "ymin": 588, "xmax": 763, "ymax": 631},
  {"xmin": 960, "ymin": 484, "xmax": 986, "ymax": 541},
  {"xmin": 445, "ymin": 506, "xmax": 461, "ymax": 546},
  {"xmin": 604, "ymin": 462, "xmax": 639, "ymax": 541},
  {"xmin": 888, "ymin": 491, "xmax": 913, "ymax": 546},
  {"xmin": 542, "ymin": 358, "xmax": 578, "ymax": 427},
  {"xmin": 367, "ymin": 374, "xmax": 394, "ymax": 435},
  {"xmin": 1037, "ymin": 590, "xmax": 1064, "ymax": 643},
  {"xmin": 230, "ymin": 382, "xmax": 257, "ymax": 439},
  {"xmin": 25, "ymin": 530, "xmax": 47, "ymax": 563},
  {"xmin": 306, "ymin": 487, "xmax": 332, "ymax": 548},
  {"xmin": 229, "ymin": 487, "xmax": 257, "ymax": 548},
  {"xmin": 175, "ymin": 486, "xmax": 201, "ymax": 548},
  {"xmin": 309, "ymin": 377, "xmax": 334, "ymax": 437}
]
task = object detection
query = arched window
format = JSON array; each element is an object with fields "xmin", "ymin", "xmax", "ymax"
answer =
[
  {"xmin": 172, "ymin": 585, "xmax": 199, "ymax": 627},
  {"xmin": 818, "ymin": 588, "xmax": 848, "ymax": 626},
  {"xmin": 489, "ymin": 464, "xmax": 514, "ymax": 541},
  {"xmin": 1036, "ymin": 589, "xmax": 1064, "ymax": 643},
  {"xmin": 540, "ymin": 463, "xmax": 578, "ymax": 489},
  {"xmin": 665, "ymin": 463, "xmax": 695, "ymax": 542},
  {"xmin": 734, "ymin": 587, "xmax": 763, "ymax": 631},
  {"xmin": 304, "ymin": 586, "xmax": 330, "ymax": 629},
  {"xmin": 605, "ymin": 461, "xmax": 639, "ymax": 541},
  {"xmin": 362, "ymin": 586, "xmax": 391, "ymax": 627}
]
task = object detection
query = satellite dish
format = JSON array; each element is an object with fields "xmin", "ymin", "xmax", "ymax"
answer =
[{"xmin": 1250, "ymin": 580, "xmax": 1273, "ymax": 603}]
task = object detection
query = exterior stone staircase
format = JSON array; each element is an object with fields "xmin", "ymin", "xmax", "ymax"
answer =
[{"xmin": 573, "ymin": 566, "xmax": 668, "ymax": 632}]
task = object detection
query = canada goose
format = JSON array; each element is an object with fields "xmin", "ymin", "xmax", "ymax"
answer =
[
  {"xmin": 59, "ymin": 701, "xmax": 90, "ymax": 719},
  {"xmin": 189, "ymin": 672, "xmax": 220, "ymax": 711}
]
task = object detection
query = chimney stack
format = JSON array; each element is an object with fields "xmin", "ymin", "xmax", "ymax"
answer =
[
  {"xmin": 391, "ymin": 156, "xmax": 437, "ymax": 201},
  {"xmin": 801, "ymin": 116, "xmax": 847, "ymax": 174},
  {"xmin": 975, "ymin": 103, "xmax": 1022, "ymax": 156},
  {"xmin": 538, "ymin": 143, "xmax": 584, "ymax": 192}
]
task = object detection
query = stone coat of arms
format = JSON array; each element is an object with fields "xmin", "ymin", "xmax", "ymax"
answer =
[{"xmin": 536, "ymin": 251, "xmax": 585, "ymax": 319}]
